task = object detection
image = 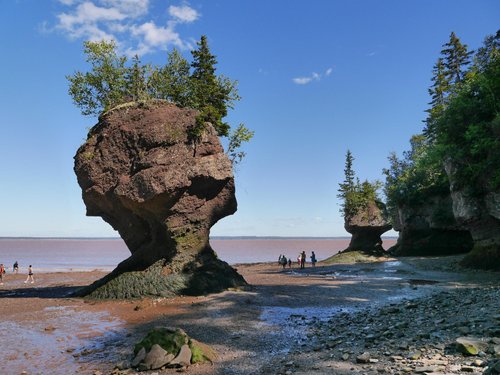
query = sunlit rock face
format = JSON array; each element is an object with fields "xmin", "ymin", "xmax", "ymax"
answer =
[
  {"xmin": 444, "ymin": 160, "xmax": 500, "ymax": 270},
  {"xmin": 74, "ymin": 101, "xmax": 246, "ymax": 298}
]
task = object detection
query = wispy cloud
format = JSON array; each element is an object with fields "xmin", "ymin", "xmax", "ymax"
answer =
[
  {"xmin": 48, "ymin": 0, "xmax": 200, "ymax": 55},
  {"xmin": 168, "ymin": 5, "xmax": 200, "ymax": 23},
  {"xmin": 292, "ymin": 67, "xmax": 333, "ymax": 85}
]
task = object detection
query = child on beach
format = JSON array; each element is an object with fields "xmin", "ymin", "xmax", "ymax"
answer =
[
  {"xmin": 0, "ymin": 263, "xmax": 5, "ymax": 285},
  {"xmin": 13, "ymin": 261, "xmax": 18, "ymax": 274},
  {"xmin": 24, "ymin": 265, "xmax": 34, "ymax": 284}
]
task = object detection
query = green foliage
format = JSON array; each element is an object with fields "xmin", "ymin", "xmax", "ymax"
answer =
[
  {"xmin": 338, "ymin": 150, "xmax": 382, "ymax": 218},
  {"xmin": 148, "ymin": 48, "xmax": 193, "ymax": 107},
  {"xmin": 383, "ymin": 134, "xmax": 449, "ymax": 212},
  {"xmin": 67, "ymin": 40, "xmax": 128, "ymax": 116},
  {"xmin": 385, "ymin": 29, "xmax": 500, "ymax": 214},
  {"xmin": 190, "ymin": 36, "xmax": 240, "ymax": 137},
  {"xmin": 227, "ymin": 124, "xmax": 255, "ymax": 165},
  {"xmin": 67, "ymin": 36, "xmax": 252, "ymax": 161}
]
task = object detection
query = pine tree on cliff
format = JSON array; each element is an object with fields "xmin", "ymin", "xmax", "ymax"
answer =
[
  {"xmin": 190, "ymin": 35, "xmax": 240, "ymax": 137},
  {"xmin": 441, "ymin": 32, "xmax": 473, "ymax": 87},
  {"xmin": 337, "ymin": 150, "xmax": 356, "ymax": 216}
]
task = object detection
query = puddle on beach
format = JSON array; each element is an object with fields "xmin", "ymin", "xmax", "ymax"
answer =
[{"xmin": 0, "ymin": 306, "xmax": 127, "ymax": 374}]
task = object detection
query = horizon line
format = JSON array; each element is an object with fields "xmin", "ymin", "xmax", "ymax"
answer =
[{"xmin": 0, "ymin": 235, "xmax": 398, "ymax": 240}]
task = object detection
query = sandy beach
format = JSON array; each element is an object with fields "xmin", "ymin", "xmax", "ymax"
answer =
[{"xmin": 0, "ymin": 256, "xmax": 498, "ymax": 375}]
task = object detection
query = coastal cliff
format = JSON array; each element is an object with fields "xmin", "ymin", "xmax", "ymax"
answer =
[
  {"xmin": 74, "ymin": 100, "xmax": 247, "ymax": 298},
  {"xmin": 445, "ymin": 160, "xmax": 500, "ymax": 270},
  {"xmin": 389, "ymin": 193, "xmax": 473, "ymax": 256}
]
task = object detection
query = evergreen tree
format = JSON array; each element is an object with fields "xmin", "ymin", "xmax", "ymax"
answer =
[
  {"xmin": 428, "ymin": 58, "xmax": 450, "ymax": 109},
  {"xmin": 474, "ymin": 30, "xmax": 500, "ymax": 72},
  {"xmin": 338, "ymin": 150, "xmax": 356, "ymax": 216},
  {"xmin": 190, "ymin": 35, "xmax": 239, "ymax": 137},
  {"xmin": 440, "ymin": 32, "xmax": 473, "ymax": 86}
]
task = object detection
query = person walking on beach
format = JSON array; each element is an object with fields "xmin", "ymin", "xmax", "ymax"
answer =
[
  {"xmin": 24, "ymin": 265, "xmax": 34, "ymax": 284},
  {"xmin": 300, "ymin": 251, "xmax": 306, "ymax": 269},
  {"xmin": 288, "ymin": 258, "xmax": 292, "ymax": 268},
  {"xmin": 310, "ymin": 251, "xmax": 317, "ymax": 267},
  {"xmin": 0, "ymin": 263, "xmax": 5, "ymax": 285},
  {"xmin": 13, "ymin": 261, "xmax": 19, "ymax": 274},
  {"xmin": 280, "ymin": 255, "xmax": 288, "ymax": 269},
  {"xmin": 297, "ymin": 253, "xmax": 301, "ymax": 267}
]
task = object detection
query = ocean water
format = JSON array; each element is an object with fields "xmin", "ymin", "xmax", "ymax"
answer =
[{"xmin": 0, "ymin": 237, "xmax": 397, "ymax": 273}]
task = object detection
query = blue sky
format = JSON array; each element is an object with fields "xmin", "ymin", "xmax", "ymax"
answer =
[{"xmin": 0, "ymin": 0, "xmax": 498, "ymax": 237}]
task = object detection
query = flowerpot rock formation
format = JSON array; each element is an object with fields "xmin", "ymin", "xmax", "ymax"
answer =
[
  {"xmin": 343, "ymin": 200, "xmax": 392, "ymax": 255},
  {"xmin": 74, "ymin": 101, "xmax": 247, "ymax": 298}
]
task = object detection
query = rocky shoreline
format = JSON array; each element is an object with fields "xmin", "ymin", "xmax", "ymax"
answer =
[{"xmin": 271, "ymin": 284, "xmax": 500, "ymax": 375}]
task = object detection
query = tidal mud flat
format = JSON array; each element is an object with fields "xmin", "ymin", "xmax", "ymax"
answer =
[{"xmin": 0, "ymin": 255, "xmax": 498, "ymax": 374}]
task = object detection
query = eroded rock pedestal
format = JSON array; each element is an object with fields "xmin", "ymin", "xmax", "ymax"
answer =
[
  {"xmin": 343, "ymin": 200, "xmax": 392, "ymax": 255},
  {"xmin": 74, "ymin": 101, "xmax": 247, "ymax": 298}
]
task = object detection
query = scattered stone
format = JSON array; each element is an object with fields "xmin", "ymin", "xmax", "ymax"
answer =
[
  {"xmin": 143, "ymin": 344, "xmax": 175, "ymax": 370},
  {"xmin": 456, "ymin": 337, "xmax": 489, "ymax": 356},
  {"xmin": 169, "ymin": 345, "xmax": 192, "ymax": 368},
  {"xmin": 132, "ymin": 347, "xmax": 146, "ymax": 368},
  {"xmin": 356, "ymin": 352, "xmax": 371, "ymax": 363}
]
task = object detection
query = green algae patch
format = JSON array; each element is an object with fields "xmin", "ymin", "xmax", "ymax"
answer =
[
  {"xmin": 322, "ymin": 250, "xmax": 392, "ymax": 265},
  {"xmin": 80, "ymin": 260, "xmax": 189, "ymax": 299},
  {"xmin": 134, "ymin": 327, "xmax": 187, "ymax": 356},
  {"xmin": 189, "ymin": 338, "xmax": 217, "ymax": 364}
]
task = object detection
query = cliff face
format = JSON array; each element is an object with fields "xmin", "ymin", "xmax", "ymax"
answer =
[
  {"xmin": 444, "ymin": 161, "xmax": 500, "ymax": 270},
  {"xmin": 74, "ymin": 101, "xmax": 247, "ymax": 298},
  {"xmin": 344, "ymin": 200, "xmax": 392, "ymax": 254},
  {"xmin": 389, "ymin": 193, "xmax": 473, "ymax": 256}
]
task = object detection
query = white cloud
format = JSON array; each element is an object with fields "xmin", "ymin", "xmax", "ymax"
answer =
[
  {"xmin": 131, "ymin": 21, "xmax": 183, "ymax": 48},
  {"xmin": 51, "ymin": 1, "xmax": 200, "ymax": 55},
  {"xmin": 292, "ymin": 77, "xmax": 314, "ymax": 85},
  {"xmin": 168, "ymin": 5, "xmax": 199, "ymax": 23},
  {"xmin": 292, "ymin": 68, "xmax": 333, "ymax": 85},
  {"xmin": 102, "ymin": 0, "xmax": 149, "ymax": 18}
]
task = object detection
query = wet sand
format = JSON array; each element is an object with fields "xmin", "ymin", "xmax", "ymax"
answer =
[{"xmin": 0, "ymin": 256, "xmax": 498, "ymax": 374}]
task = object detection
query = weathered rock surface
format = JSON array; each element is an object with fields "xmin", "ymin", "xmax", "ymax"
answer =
[
  {"xmin": 445, "ymin": 160, "xmax": 500, "ymax": 270},
  {"xmin": 343, "ymin": 200, "xmax": 392, "ymax": 255},
  {"xmin": 389, "ymin": 193, "xmax": 473, "ymax": 256},
  {"xmin": 74, "ymin": 101, "xmax": 247, "ymax": 298}
]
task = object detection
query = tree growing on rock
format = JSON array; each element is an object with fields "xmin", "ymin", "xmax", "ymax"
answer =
[
  {"xmin": 336, "ymin": 150, "xmax": 391, "ymax": 255},
  {"xmin": 67, "ymin": 36, "xmax": 252, "ymax": 164}
]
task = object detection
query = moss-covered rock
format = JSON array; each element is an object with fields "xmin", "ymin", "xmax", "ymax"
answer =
[
  {"xmin": 131, "ymin": 327, "xmax": 216, "ymax": 371},
  {"xmin": 460, "ymin": 244, "xmax": 500, "ymax": 271},
  {"xmin": 322, "ymin": 250, "xmax": 392, "ymax": 264},
  {"xmin": 134, "ymin": 327, "xmax": 188, "ymax": 356}
]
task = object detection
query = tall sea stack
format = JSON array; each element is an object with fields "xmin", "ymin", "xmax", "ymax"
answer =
[{"xmin": 74, "ymin": 101, "xmax": 247, "ymax": 298}]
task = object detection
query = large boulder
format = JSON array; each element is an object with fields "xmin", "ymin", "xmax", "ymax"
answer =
[
  {"xmin": 74, "ymin": 101, "xmax": 247, "ymax": 298},
  {"xmin": 389, "ymin": 193, "xmax": 473, "ymax": 256},
  {"xmin": 343, "ymin": 200, "xmax": 392, "ymax": 255},
  {"xmin": 444, "ymin": 160, "xmax": 500, "ymax": 270}
]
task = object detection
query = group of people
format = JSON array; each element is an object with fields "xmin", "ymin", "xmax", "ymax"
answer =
[
  {"xmin": 278, "ymin": 251, "xmax": 317, "ymax": 269},
  {"xmin": 0, "ymin": 261, "xmax": 34, "ymax": 285}
]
